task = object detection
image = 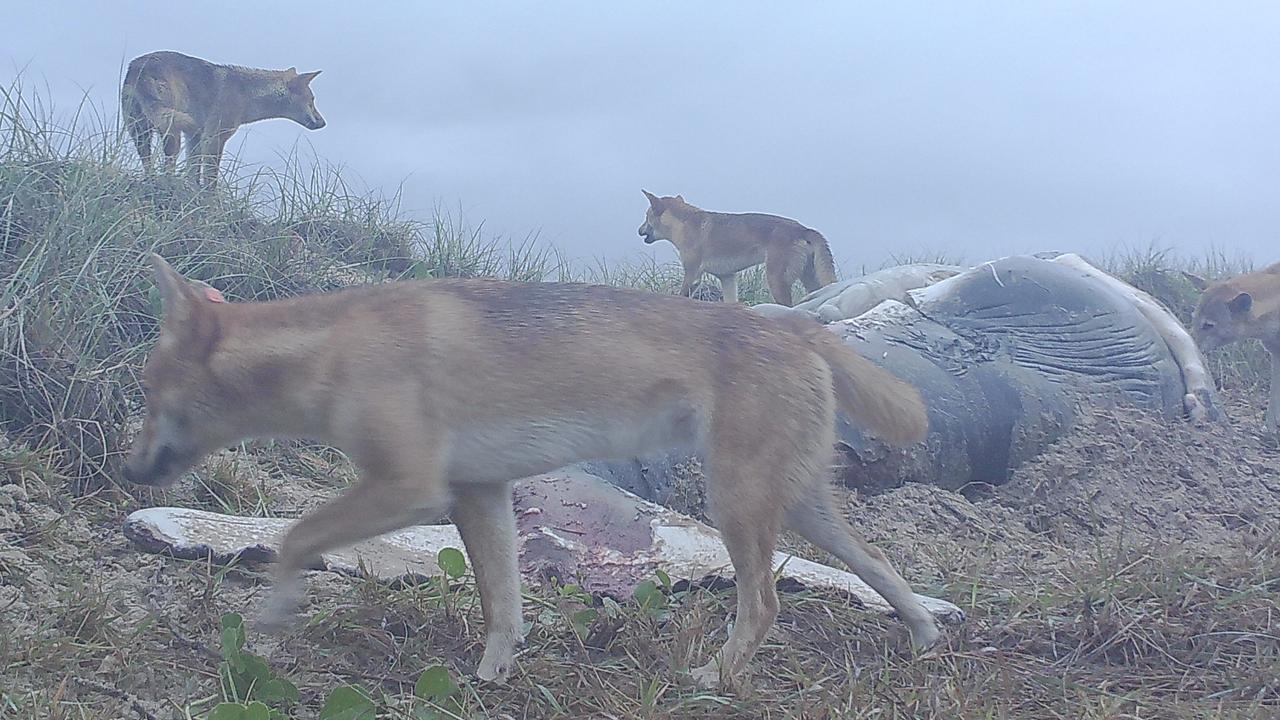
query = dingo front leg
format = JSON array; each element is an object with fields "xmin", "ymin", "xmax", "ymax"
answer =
[
  {"xmin": 680, "ymin": 256, "xmax": 704, "ymax": 298},
  {"xmin": 261, "ymin": 436, "xmax": 449, "ymax": 633}
]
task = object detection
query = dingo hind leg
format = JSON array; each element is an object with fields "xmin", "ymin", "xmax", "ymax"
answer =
[
  {"xmin": 800, "ymin": 231, "xmax": 838, "ymax": 293},
  {"xmin": 184, "ymin": 131, "xmax": 206, "ymax": 185},
  {"xmin": 149, "ymin": 109, "xmax": 197, "ymax": 177},
  {"xmin": 450, "ymin": 482, "xmax": 524, "ymax": 683},
  {"xmin": 785, "ymin": 479, "xmax": 940, "ymax": 650},
  {"xmin": 765, "ymin": 243, "xmax": 806, "ymax": 307},
  {"xmin": 161, "ymin": 129, "xmax": 181, "ymax": 175},
  {"xmin": 124, "ymin": 110, "xmax": 154, "ymax": 173},
  {"xmin": 690, "ymin": 363, "xmax": 829, "ymax": 688},
  {"xmin": 691, "ymin": 447, "xmax": 785, "ymax": 689}
]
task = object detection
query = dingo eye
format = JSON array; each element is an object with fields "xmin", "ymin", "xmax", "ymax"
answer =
[{"xmin": 1200, "ymin": 321, "xmax": 1215, "ymax": 330}]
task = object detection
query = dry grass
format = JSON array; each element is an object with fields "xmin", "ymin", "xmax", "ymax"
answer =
[{"xmin": 1, "ymin": 431, "xmax": 1275, "ymax": 719}]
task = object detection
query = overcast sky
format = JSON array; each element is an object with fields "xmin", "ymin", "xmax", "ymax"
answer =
[{"xmin": 6, "ymin": 2, "xmax": 1279, "ymax": 272}]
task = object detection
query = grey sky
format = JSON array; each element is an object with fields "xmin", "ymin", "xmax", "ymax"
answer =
[{"xmin": 6, "ymin": 1, "xmax": 1279, "ymax": 271}]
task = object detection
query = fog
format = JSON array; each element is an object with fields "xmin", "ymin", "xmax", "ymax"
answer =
[{"xmin": 6, "ymin": 1, "xmax": 1279, "ymax": 270}]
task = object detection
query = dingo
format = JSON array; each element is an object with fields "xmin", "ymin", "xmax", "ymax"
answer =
[
  {"xmin": 123, "ymin": 255, "xmax": 938, "ymax": 689},
  {"xmin": 638, "ymin": 191, "xmax": 838, "ymax": 306},
  {"xmin": 122, "ymin": 51, "xmax": 325, "ymax": 189},
  {"xmin": 1187, "ymin": 263, "xmax": 1280, "ymax": 431}
]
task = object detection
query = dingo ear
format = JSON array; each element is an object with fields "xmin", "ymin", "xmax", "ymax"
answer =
[
  {"xmin": 285, "ymin": 66, "xmax": 298, "ymax": 78},
  {"xmin": 298, "ymin": 70, "xmax": 322, "ymax": 85},
  {"xmin": 150, "ymin": 253, "xmax": 195, "ymax": 315},
  {"xmin": 1181, "ymin": 270, "xmax": 1209, "ymax": 292},
  {"xmin": 1227, "ymin": 292, "xmax": 1253, "ymax": 315},
  {"xmin": 675, "ymin": 194, "xmax": 685, "ymax": 203},
  {"xmin": 148, "ymin": 254, "xmax": 222, "ymax": 353},
  {"xmin": 642, "ymin": 189, "xmax": 659, "ymax": 206},
  {"xmin": 149, "ymin": 254, "xmax": 225, "ymax": 306}
]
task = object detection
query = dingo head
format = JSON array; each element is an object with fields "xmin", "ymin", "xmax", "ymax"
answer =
[
  {"xmin": 638, "ymin": 190, "xmax": 687, "ymax": 245},
  {"xmin": 1185, "ymin": 269, "xmax": 1275, "ymax": 351},
  {"xmin": 123, "ymin": 255, "xmax": 241, "ymax": 487},
  {"xmin": 272, "ymin": 67, "xmax": 326, "ymax": 130}
]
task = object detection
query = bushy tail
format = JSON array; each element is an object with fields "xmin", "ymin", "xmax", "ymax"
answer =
[
  {"xmin": 802, "ymin": 230, "xmax": 838, "ymax": 289},
  {"xmin": 786, "ymin": 318, "xmax": 928, "ymax": 446}
]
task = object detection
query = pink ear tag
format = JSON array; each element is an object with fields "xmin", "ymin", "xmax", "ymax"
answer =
[{"xmin": 203, "ymin": 286, "xmax": 226, "ymax": 303}]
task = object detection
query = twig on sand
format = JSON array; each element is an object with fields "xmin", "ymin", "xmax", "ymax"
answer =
[{"xmin": 70, "ymin": 676, "xmax": 161, "ymax": 720}]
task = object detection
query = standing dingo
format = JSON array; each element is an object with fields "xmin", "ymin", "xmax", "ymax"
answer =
[
  {"xmin": 122, "ymin": 51, "xmax": 325, "ymax": 189},
  {"xmin": 638, "ymin": 191, "xmax": 838, "ymax": 306}
]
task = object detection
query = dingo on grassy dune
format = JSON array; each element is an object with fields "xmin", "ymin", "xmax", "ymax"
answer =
[{"xmin": 122, "ymin": 51, "xmax": 325, "ymax": 189}]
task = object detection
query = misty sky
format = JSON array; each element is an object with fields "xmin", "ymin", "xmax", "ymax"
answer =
[{"xmin": 6, "ymin": 2, "xmax": 1279, "ymax": 272}]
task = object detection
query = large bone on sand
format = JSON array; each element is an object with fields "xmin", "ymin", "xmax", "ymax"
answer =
[
  {"xmin": 802, "ymin": 263, "xmax": 964, "ymax": 323},
  {"xmin": 750, "ymin": 264, "xmax": 964, "ymax": 324},
  {"xmin": 123, "ymin": 469, "xmax": 964, "ymax": 624}
]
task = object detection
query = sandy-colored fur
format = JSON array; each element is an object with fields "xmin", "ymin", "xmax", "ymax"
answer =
[
  {"xmin": 123, "ymin": 255, "xmax": 936, "ymax": 690},
  {"xmin": 121, "ymin": 51, "xmax": 325, "ymax": 189},
  {"xmin": 1187, "ymin": 262, "xmax": 1280, "ymax": 431},
  {"xmin": 638, "ymin": 191, "xmax": 838, "ymax": 306}
]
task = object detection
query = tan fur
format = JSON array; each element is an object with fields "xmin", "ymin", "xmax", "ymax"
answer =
[
  {"xmin": 1187, "ymin": 262, "xmax": 1280, "ymax": 431},
  {"xmin": 638, "ymin": 191, "xmax": 838, "ymax": 306},
  {"xmin": 124, "ymin": 254, "xmax": 938, "ymax": 690},
  {"xmin": 122, "ymin": 51, "xmax": 325, "ymax": 189}
]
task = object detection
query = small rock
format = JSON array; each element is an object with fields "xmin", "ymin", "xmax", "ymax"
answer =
[
  {"xmin": 0, "ymin": 586, "xmax": 28, "ymax": 619},
  {"xmin": 0, "ymin": 484, "xmax": 27, "ymax": 507},
  {"xmin": 0, "ymin": 548, "xmax": 51, "ymax": 587}
]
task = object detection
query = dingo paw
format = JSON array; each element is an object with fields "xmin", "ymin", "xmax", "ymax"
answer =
[
  {"xmin": 257, "ymin": 587, "xmax": 301, "ymax": 635},
  {"xmin": 910, "ymin": 619, "xmax": 943, "ymax": 653},
  {"xmin": 474, "ymin": 646, "xmax": 515, "ymax": 685},
  {"xmin": 688, "ymin": 662, "xmax": 720, "ymax": 690}
]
